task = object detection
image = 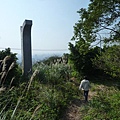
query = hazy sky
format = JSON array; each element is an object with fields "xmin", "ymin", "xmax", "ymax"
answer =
[{"xmin": 0, "ymin": 0, "xmax": 90, "ymax": 55}]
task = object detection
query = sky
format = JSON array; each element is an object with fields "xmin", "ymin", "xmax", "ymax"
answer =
[{"xmin": 0, "ymin": 0, "xmax": 90, "ymax": 58}]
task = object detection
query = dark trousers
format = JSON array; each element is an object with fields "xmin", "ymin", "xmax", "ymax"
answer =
[{"xmin": 84, "ymin": 90, "xmax": 89, "ymax": 102}]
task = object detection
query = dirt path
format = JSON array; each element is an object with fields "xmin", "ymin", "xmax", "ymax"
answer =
[{"xmin": 61, "ymin": 90, "xmax": 97, "ymax": 120}]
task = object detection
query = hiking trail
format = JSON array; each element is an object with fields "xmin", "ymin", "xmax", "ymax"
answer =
[{"xmin": 61, "ymin": 90, "xmax": 97, "ymax": 120}]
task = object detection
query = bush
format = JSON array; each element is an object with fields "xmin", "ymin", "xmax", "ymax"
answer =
[
  {"xmin": 0, "ymin": 48, "xmax": 22, "ymax": 87},
  {"xmin": 0, "ymin": 60, "xmax": 78, "ymax": 120},
  {"xmin": 81, "ymin": 86, "xmax": 120, "ymax": 119}
]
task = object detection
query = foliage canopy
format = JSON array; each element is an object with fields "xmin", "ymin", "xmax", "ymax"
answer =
[{"xmin": 69, "ymin": 0, "xmax": 120, "ymax": 77}]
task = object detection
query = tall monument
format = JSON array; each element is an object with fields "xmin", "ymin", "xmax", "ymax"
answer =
[{"xmin": 20, "ymin": 20, "xmax": 32, "ymax": 75}]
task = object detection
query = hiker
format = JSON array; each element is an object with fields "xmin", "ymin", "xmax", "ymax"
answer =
[{"xmin": 79, "ymin": 76, "xmax": 91, "ymax": 102}]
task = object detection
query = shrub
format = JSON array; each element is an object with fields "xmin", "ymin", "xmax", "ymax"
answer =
[
  {"xmin": 0, "ymin": 61, "xmax": 78, "ymax": 120},
  {"xmin": 81, "ymin": 86, "xmax": 120, "ymax": 119},
  {"xmin": 0, "ymin": 48, "xmax": 22, "ymax": 87}
]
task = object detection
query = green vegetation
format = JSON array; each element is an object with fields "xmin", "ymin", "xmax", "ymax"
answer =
[
  {"xmin": 0, "ymin": 48, "xmax": 21, "ymax": 86},
  {"xmin": 0, "ymin": 48, "xmax": 120, "ymax": 119},
  {"xmin": 69, "ymin": 0, "xmax": 120, "ymax": 118},
  {"xmin": 0, "ymin": 51, "xmax": 79, "ymax": 119},
  {"xmin": 80, "ymin": 82, "xmax": 120, "ymax": 120},
  {"xmin": 0, "ymin": 0, "xmax": 120, "ymax": 119},
  {"xmin": 69, "ymin": 0, "xmax": 120, "ymax": 77}
]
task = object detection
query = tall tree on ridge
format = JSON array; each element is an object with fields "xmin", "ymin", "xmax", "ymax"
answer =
[{"xmin": 69, "ymin": 0, "xmax": 120, "ymax": 76}]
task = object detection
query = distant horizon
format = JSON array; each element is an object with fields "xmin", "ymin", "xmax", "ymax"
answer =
[
  {"xmin": 16, "ymin": 51, "xmax": 67, "ymax": 64},
  {"xmin": 0, "ymin": 46, "xmax": 69, "ymax": 64}
]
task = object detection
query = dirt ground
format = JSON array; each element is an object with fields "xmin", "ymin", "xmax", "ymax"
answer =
[{"xmin": 61, "ymin": 90, "xmax": 97, "ymax": 120}]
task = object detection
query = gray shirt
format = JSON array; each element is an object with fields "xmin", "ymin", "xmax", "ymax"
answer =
[{"xmin": 79, "ymin": 79, "xmax": 90, "ymax": 91}]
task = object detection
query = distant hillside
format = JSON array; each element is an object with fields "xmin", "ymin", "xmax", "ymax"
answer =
[{"xmin": 17, "ymin": 53, "xmax": 64, "ymax": 64}]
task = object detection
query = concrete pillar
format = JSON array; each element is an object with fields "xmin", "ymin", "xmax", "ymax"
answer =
[{"xmin": 20, "ymin": 20, "xmax": 32, "ymax": 75}]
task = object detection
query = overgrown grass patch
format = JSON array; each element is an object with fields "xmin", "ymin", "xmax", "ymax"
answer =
[
  {"xmin": 81, "ymin": 85, "xmax": 120, "ymax": 120},
  {"xmin": 0, "ymin": 62, "xmax": 79, "ymax": 120},
  {"xmin": 0, "ymin": 80, "xmax": 78, "ymax": 120}
]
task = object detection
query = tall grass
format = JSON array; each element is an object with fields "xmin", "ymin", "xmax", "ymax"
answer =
[
  {"xmin": 80, "ymin": 84, "xmax": 120, "ymax": 120},
  {"xmin": 1, "ymin": 57, "xmax": 119, "ymax": 119},
  {"xmin": 0, "ymin": 62, "xmax": 79, "ymax": 120},
  {"xmin": 0, "ymin": 56, "xmax": 16, "ymax": 86}
]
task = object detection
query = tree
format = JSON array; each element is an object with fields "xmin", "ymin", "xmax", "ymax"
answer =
[
  {"xmin": 93, "ymin": 45, "xmax": 120, "ymax": 78},
  {"xmin": 69, "ymin": 42, "xmax": 100, "ymax": 76},
  {"xmin": 69, "ymin": 0, "xmax": 120, "ymax": 77},
  {"xmin": 72, "ymin": 0, "xmax": 120, "ymax": 45},
  {"xmin": 0, "ymin": 48, "xmax": 21, "ymax": 86}
]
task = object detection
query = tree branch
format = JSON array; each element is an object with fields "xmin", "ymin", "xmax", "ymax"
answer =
[{"xmin": 101, "ymin": 25, "xmax": 120, "ymax": 36}]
